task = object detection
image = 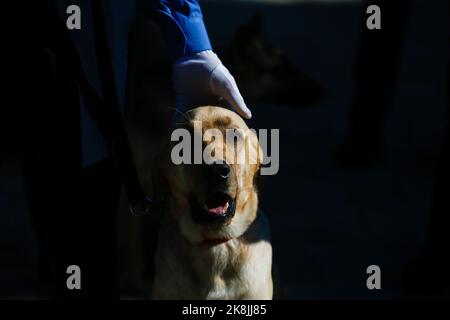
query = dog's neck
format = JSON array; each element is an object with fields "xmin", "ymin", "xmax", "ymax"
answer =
[{"xmin": 155, "ymin": 197, "xmax": 270, "ymax": 299}]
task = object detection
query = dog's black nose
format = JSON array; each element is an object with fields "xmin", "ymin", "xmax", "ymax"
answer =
[
  {"xmin": 217, "ymin": 164, "xmax": 231, "ymax": 180},
  {"xmin": 209, "ymin": 163, "xmax": 231, "ymax": 181}
]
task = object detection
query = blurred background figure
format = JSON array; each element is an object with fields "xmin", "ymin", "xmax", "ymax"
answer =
[
  {"xmin": 403, "ymin": 64, "xmax": 450, "ymax": 294},
  {"xmin": 333, "ymin": 0, "xmax": 449, "ymax": 294},
  {"xmin": 335, "ymin": 0, "xmax": 413, "ymax": 167}
]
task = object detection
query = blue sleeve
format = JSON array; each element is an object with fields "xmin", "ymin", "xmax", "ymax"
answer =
[{"xmin": 146, "ymin": 0, "xmax": 212, "ymax": 61}]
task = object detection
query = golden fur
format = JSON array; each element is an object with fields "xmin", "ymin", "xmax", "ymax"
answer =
[{"xmin": 151, "ymin": 106, "xmax": 273, "ymax": 299}]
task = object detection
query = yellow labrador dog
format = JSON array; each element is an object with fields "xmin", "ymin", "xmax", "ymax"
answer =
[{"xmin": 151, "ymin": 106, "xmax": 272, "ymax": 299}]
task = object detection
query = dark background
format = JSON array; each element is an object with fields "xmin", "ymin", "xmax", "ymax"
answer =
[{"xmin": 1, "ymin": 0, "xmax": 449, "ymax": 299}]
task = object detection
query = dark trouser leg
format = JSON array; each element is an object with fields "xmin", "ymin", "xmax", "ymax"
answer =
[
  {"xmin": 33, "ymin": 160, "xmax": 120, "ymax": 299},
  {"xmin": 404, "ymin": 64, "xmax": 450, "ymax": 294},
  {"xmin": 28, "ymin": 46, "xmax": 121, "ymax": 299},
  {"xmin": 426, "ymin": 63, "xmax": 450, "ymax": 271},
  {"xmin": 336, "ymin": 0, "xmax": 412, "ymax": 166},
  {"xmin": 23, "ymin": 1, "xmax": 122, "ymax": 299},
  {"xmin": 52, "ymin": 159, "xmax": 121, "ymax": 299},
  {"xmin": 26, "ymin": 45, "xmax": 82, "ymax": 297},
  {"xmin": 426, "ymin": 127, "xmax": 450, "ymax": 270}
]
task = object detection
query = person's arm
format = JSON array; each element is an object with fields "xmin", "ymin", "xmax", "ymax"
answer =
[
  {"xmin": 146, "ymin": 0, "xmax": 251, "ymax": 119},
  {"xmin": 146, "ymin": 0, "xmax": 212, "ymax": 60}
]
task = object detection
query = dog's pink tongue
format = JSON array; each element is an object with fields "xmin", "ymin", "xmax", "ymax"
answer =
[{"xmin": 206, "ymin": 201, "xmax": 229, "ymax": 215}]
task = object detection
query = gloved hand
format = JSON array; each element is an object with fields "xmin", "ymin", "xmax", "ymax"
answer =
[{"xmin": 172, "ymin": 50, "xmax": 252, "ymax": 119}]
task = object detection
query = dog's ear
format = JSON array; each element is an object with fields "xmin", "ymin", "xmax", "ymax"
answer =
[
  {"xmin": 245, "ymin": 129, "xmax": 264, "ymax": 191},
  {"xmin": 242, "ymin": 14, "xmax": 263, "ymax": 38},
  {"xmin": 232, "ymin": 14, "xmax": 264, "ymax": 49}
]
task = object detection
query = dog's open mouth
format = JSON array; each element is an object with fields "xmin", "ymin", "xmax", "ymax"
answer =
[{"xmin": 191, "ymin": 193, "xmax": 236, "ymax": 226}]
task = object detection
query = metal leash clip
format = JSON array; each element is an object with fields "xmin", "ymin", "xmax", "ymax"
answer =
[
  {"xmin": 129, "ymin": 196, "xmax": 154, "ymax": 216},
  {"xmin": 129, "ymin": 196, "xmax": 168, "ymax": 217}
]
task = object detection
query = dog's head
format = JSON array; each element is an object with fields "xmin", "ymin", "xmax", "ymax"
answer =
[{"xmin": 155, "ymin": 106, "xmax": 263, "ymax": 243}]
